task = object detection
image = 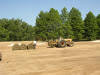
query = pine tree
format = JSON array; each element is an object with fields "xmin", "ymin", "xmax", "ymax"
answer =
[
  {"xmin": 84, "ymin": 11, "xmax": 98, "ymax": 40},
  {"xmin": 35, "ymin": 11, "xmax": 48, "ymax": 40},
  {"xmin": 60, "ymin": 7, "xmax": 73, "ymax": 38},
  {"xmin": 96, "ymin": 14, "xmax": 100, "ymax": 39},
  {"xmin": 47, "ymin": 8, "xmax": 62, "ymax": 40},
  {"xmin": 69, "ymin": 7, "xmax": 84, "ymax": 40},
  {"xmin": 0, "ymin": 26, "xmax": 9, "ymax": 41},
  {"xmin": 60, "ymin": 7, "xmax": 69, "ymax": 24},
  {"xmin": 0, "ymin": 18, "xmax": 34, "ymax": 41}
]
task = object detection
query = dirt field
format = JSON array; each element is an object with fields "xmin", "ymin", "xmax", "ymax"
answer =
[{"xmin": 0, "ymin": 41, "xmax": 100, "ymax": 75}]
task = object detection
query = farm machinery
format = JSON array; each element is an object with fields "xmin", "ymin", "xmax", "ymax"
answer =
[{"xmin": 48, "ymin": 39, "xmax": 74, "ymax": 48}]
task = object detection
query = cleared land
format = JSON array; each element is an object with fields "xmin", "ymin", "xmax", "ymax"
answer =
[{"xmin": 0, "ymin": 41, "xmax": 100, "ymax": 75}]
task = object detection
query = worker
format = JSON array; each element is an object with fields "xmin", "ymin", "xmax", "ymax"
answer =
[{"xmin": 33, "ymin": 40, "xmax": 37, "ymax": 49}]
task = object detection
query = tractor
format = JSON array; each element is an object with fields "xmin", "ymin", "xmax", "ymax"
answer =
[{"xmin": 48, "ymin": 39, "xmax": 74, "ymax": 48}]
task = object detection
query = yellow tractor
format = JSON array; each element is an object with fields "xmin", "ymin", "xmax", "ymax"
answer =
[{"xmin": 48, "ymin": 39, "xmax": 74, "ymax": 48}]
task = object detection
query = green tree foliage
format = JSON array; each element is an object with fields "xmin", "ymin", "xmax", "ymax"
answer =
[
  {"xmin": 60, "ymin": 7, "xmax": 73, "ymax": 38},
  {"xmin": 69, "ymin": 7, "xmax": 84, "ymax": 40},
  {"xmin": 0, "ymin": 26, "xmax": 9, "ymax": 41},
  {"xmin": 0, "ymin": 7, "xmax": 100, "ymax": 41},
  {"xmin": 35, "ymin": 11, "xmax": 48, "ymax": 41},
  {"xmin": 60, "ymin": 7, "xmax": 69, "ymax": 24},
  {"xmin": 0, "ymin": 18, "xmax": 34, "ymax": 41},
  {"xmin": 35, "ymin": 8, "xmax": 62, "ymax": 41},
  {"xmin": 47, "ymin": 8, "xmax": 62, "ymax": 39},
  {"xmin": 63, "ymin": 21, "xmax": 73, "ymax": 38},
  {"xmin": 96, "ymin": 14, "xmax": 100, "ymax": 39},
  {"xmin": 84, "ymin": 11, "xmax": 98, "ymax": 40}
]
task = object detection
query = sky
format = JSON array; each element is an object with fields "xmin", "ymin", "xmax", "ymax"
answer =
[{"xmin": 0, "ymin": 0, "xmax": 100, "ymax": 26}]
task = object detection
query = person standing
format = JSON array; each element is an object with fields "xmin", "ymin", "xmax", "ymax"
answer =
[{"xmin": 33, "ymin": 41, "xmax": 37, "ymax": 49}]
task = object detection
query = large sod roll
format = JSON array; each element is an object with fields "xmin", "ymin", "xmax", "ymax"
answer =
[
  {"xmin": 20, "ymin": 44, "xmax": 27, "ymax": 50},
  {"xmin": 12, "ymin": 44, "xmax": 21, "ymax": 50},
  {"xmin": 27, "ymin": 43, "xmax": 36, "ymax": 50}
]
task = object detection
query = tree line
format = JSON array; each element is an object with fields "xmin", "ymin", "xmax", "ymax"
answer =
[
  {"xmin": 35, "ymin": 7, "xmax": 100, "ymax": 41},
  {"xmin": 0, "ymin": 18, "xmax": 35, "ymax": 41},
  {"xmin": 0, "ymin": 7, "xmax": 100, "ymax": 41}
]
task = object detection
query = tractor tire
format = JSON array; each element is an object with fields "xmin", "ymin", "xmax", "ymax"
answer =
[{"xmin": 58, "ymin": 40, "xmax": 66, "ymax": 48}]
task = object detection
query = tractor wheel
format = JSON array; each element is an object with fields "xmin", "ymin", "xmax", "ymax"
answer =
[{"xmin": 58, "ymin": 40, "xmax": 66, "ymax": 48}]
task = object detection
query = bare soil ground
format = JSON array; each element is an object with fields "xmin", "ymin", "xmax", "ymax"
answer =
[{"xmin": 0, "ymin": 41, "xmax": 100, "ymax": 75}]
